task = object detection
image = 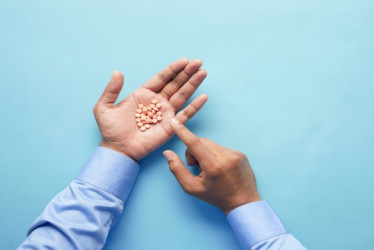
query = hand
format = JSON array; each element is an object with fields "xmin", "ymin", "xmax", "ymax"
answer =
[
  {"xmin": 163, "ymin": 118, "xmax": 261, "ymax": 214},
  {"xmin": 94, "ymin": 58, "xmax": 208, "ymax": 161}
]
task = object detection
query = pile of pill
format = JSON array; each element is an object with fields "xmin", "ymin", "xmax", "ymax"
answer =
[{"xmin": 135, "ymin": 99, "xmax": 162, "ymax": 132}]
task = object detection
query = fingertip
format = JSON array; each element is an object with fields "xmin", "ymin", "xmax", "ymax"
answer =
[
  {"xmin": 200, "ymin": 93, "xmax": 208, "ymax": 102},
  {"xmin": 177, "ymin": 57, "xmax": 189, "ymax": 65},
  {"xmin": 199, "ymin": 69, "xmax": 207, "ymax": 78},
  {"xmin": 108, "ymin": 70, "xmax": 124, "ymax": 92},
  {"xmin": 191, "ymin": 58, "xmax": 203, "ymax": 66},
  {"xmin": 99, "ymin": 70, "xmax": 124, "ymax": 106},
  {"xmin": 110, "ymin": 71, "xmax": 124, "ymax": 86},
  {"xmin": 163, "ymin": 150, "xmax": 174, "ymax": 161},
  {"xmin": 164, "ymin": 150, "xmax": 184, "ymax": 175},
  {"xmin": 170, "ymin": 117, "xmax": 181, "ymax": 127},
  {"xmin": 112, "ymin": 70, "xmax": 124, "ymax": 79}
]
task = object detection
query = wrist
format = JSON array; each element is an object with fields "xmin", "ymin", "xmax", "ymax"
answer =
[
  {"xmin": 223, "ymin": 192, "xmax": 262, "ymax": 215},
  {"xmin": 100, "ymin": 141, "xmax": 139, "ymax": 162}
]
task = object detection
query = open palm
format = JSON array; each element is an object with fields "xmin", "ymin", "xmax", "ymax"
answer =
[{"xmin": 94, "ymin": 58, "xmax": 208, "ymax": 161}]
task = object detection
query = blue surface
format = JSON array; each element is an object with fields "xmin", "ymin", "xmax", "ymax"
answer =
[{"xmin": 1, "ymin": 0, "xmax": 373, "ymax": 249}]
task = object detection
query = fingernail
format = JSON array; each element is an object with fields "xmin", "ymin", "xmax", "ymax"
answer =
[
  {"xmin": 163, "ymin": 151, "xmax": 173, "ymax": 161},
  {"xmin": 170, "ymin": 118, "xmax": 180, "ymax": 126}
]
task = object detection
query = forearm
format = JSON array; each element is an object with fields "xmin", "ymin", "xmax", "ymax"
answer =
[
  {"xmin": 19, "ymin": 180, "xmax": 123, "ymax": 249},
  {"xmin": 18, "ymin": 147, "xmax": 140, "ymax": 249}
]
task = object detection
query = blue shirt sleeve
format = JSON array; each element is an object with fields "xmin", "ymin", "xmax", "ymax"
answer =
[
  {"xmin": 227, "ymin": 201, "xmax": 306, "ymax": 250},
  {"xmin": 18, "ymin": 146, "xmax": 140, "ymax": 250}
]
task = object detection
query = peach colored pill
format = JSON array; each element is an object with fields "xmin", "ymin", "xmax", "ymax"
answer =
[
  {"xmin": 137, "ymin": 109, "xmax": 142, "ymax": 113},
  {"xmin": 147, "ymin": 107, "xmax": 152, "ymax": 111},
  {"xmin": 140, "ymin": 126, "xmax": 146, "ymax": 131},
  {"xmin": 137, "ymin": 122, "xmax": 144, "ymax": 127},
  {"xmin": 152, "ymin": 99, "xmax": 157, "ymax": 104},
  {"xmin": 153, "ymin": 119, "xmax": 157, "ymax": 123},
  {"xmin": 135, "ymin": 113, "xmax": 141, "ymax": 118},
  {"xmin": 136, "ymin": 118, "xmax": 141, "ymax": 122},
  {"xmin": 156, "ymin": 103, "xmax": 161, "ymax": 108},
  {"xmin": 147, "ymin": 111, "xmax": 153, "ymax": 117},
  {"xmin": 150, "ymin": 104, "xmax": 155, "ymax": 109},
  {"xmin": 153, "ymin": 107, "xmax": 159, "ymax": 111},
  {"xmin": 138, "ymin": 104, "xmax": 144, "ymax": 109},
  {"xmin": 146, "ymin": 119, "xmax": 153, "ymax": 123},
  {"xmin": 145, "ymin": 124, "xmax": 150, "ymax": 129},
  {"xmin": 157, "ymin": 111, "xmax": 162, "ymax": 116},
  {"xmin": 141, "ymin": 116, "xmax": 146, "ymax": 121},
  {"xmin": 152, "ymin": 115, "xmax": 156, "ymax": 119},
  {"xmin": 143, "ymin": 107, "xmax": 148, "ymax": 112},
  {"xmin": 152, "ymin": 110, "xmax": 156, "ymax": 114},
  {"xmin": 157, "ymin": 116, "xmax": 162, "ymax": 121}
]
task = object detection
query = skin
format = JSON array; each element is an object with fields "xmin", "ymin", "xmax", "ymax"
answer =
[
  {"xmin": 94, "ymin": 58, "xmax": 208, "ymax": 161},
  {"xmin": 94, "ymin": 58, "xmax": 259, "ymax": 214},
  {"xmin": 163, "ymin": 118, "xmax": 261, "ymax": 215}
]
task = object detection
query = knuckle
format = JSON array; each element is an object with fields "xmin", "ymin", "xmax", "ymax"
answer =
[
  {"xmin": 229, "ymin": 151, "xmax": 247, "ymax": 165},
  {"xmin": 200, "ymin": 137, "xmax": 211, "ymax": 146},
  {"xmin": 231, "ymin": 155, "xmax": 242, "ymax": 165},
  {"xmin": 178, "ymin": 91, "xmax": 186, "ymax": 98},
  {"xmin": 237, "ymin": 151, "xmax": 248, "ymax": 161},
  {"xmin": 168, "ymin": 65, "xmax": 178, "ymax": 76},
  {"xmin": 180, "ymin": 109, "xmax": 190, "ymax": 120},
  {"xmin": 236, "ymin": 151, "xmax": 246, "ymax": 159},
  {"xmin": 169, "ymin": 164, "xmax": 177, "ymax": 174},
  {"xmin": 182, "ymin": 69, "xmax": 190, "ymax": 78},
  {"xmin": 93, "ymin": 105, "xmax": 99, "ymax": 115},
  {"xmin": 208, "ymin": 164, "xmax": 223, "ymax": 177},
  {"xmin": 157, "ymin": 73, "xmax": 167, "ymax": 83},
  {"xmin": 172, "ymin": 77, "xmax": 182, "ymax": 86},
  {"xmin": 200, "ymin": 137, "xmax": 209, "ymax": 143},
  {"xmin": 179, "ymin": 105, "xmax": 197, "ymax": 122}
]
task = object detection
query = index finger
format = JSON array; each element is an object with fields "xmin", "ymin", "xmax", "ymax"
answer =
[{"xmin": 170, "ymin": 118, "xmax": 212, "ymax": 163}]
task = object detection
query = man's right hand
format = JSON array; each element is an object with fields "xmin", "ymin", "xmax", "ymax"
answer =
[{"xmin": 163, "ymin": 118, "xmax": 261, "ymax": 215}]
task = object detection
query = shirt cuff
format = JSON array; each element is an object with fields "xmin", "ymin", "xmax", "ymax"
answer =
[
  {"xmin": 76, "ymin": 146, "xmax": 140, "ymax": 202},
  {"xmin": 227, "ymin": 200, "xmax": 288, "ymax": 249}
]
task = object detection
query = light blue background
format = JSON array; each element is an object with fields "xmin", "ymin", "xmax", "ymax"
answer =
[{"xmin": 1, "ymin": 0, "xmax": 373, "ymax": 249}]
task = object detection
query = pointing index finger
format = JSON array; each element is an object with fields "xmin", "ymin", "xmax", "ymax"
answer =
[{"xmin": 170, "ymin": 118, "xmax": 211, "ymax": 162}]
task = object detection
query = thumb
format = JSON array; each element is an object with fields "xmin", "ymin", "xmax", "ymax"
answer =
[
  {"xmin": 98, "ymin": 71, "xmax": 124, "ymax": 107},
  {"xmin": 163, "ymin": 150, "xmax": 198, "ymax": 194}
]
